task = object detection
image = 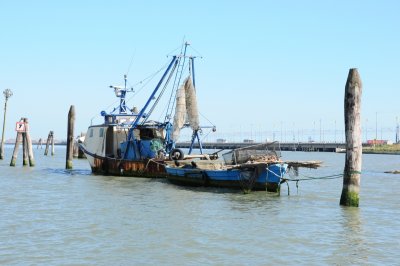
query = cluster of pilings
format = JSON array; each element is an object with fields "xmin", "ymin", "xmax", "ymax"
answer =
[
  {"xmin": 1, "ymin": 105, "xmax": 78, "ymax": 171},
  {"xmin": 10, "ymin": 118, "xmax": 35, "ymax": 167},
  {"xmin": 36, "ymin": 130, "xmax": 86, "ymax": 158},
  {"xmin": 44, "ymin": 131, "xmax": 55, "ymax": 156}
]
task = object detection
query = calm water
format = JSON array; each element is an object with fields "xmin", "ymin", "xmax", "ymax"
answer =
[{"xmin": 1, "ymin": 145, "xmax": 399, "ymax": 265}]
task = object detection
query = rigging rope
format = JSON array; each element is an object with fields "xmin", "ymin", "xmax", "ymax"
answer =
[
  {"xmin": 126, "ymin": 48, "xmax": 136, "ymax": 77},
  {"xmin": 199, "ymin": 111, "xmax": 216, "ymax": 127},
  {"xmin": 165, "ymin": 43, "xmax": 186, "ymax": 119},
  {"xmin": 89, "ymin": 60, "xmax": 170, "ymax": 120},
  {"xmin": 141, "ymin": 60, "xmax": 179, "ymax": 125},
  {"xmin": 165, "ymin": 58, "xmax": 189, "ymax": 122},
  {"xmin": 126, "ymin": 61, "xmax": 170, "ymax": 103}
]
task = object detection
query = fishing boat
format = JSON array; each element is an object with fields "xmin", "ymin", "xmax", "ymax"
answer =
[
  {"xmin": 165, "ymin": 143, "xmax": 288, "ymax": 192},
  {"xmin": 80, "ymin": 43, "xmax": 216, "ymax": 177}
]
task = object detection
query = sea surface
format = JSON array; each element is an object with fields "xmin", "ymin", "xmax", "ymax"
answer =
[{"xmin": 0, "ymin": 145, "xmax": 399, "ymax": 265}]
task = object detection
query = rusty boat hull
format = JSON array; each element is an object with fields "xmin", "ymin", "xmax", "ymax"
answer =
[{"xmin": 80, "ymin": 144, "xmax": 168, "ymax": 178}]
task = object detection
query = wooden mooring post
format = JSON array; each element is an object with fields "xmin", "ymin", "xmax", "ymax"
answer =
[
  {"xmin": 37, "ymin": 138, "xmax": 42, "ymax": 149},
  {"xmin": 24, "ymin": 118, "xmax": 35, "ymax": 166},
  {"xmin": 66, "ymin": 105, "xmax": 75, "ymax": 169},
  {"xmin": 72, "ymin": 132, "xmax": 86, "ymax": 159},
  {"xmin": 77, "ymin": 132, "xmax": 86, "ymax": 159},
  {"xmin": 10, "ymin": 132, "xmax": 22, "ymax": 166},
  {"xmin": 0, "ymin": 88, "xmax": 13, "ymax": 160},
  {"xmin": 73, "ymin": 140, "xmax": 79, "ymax": 158},
  {"xmin": 22, "ymin": 129, "xmax": 28, "ymax": 166},
  {"xmin": 51, "ymin": 133, "xmax": 55, "ymax": 155},
  {"xmin": 340, "ymin": 68, "xmax": 362, "ymax": 207},
  {"xmin": 44, "ymin": 131, "xmax": 54, "ymax": 156}
]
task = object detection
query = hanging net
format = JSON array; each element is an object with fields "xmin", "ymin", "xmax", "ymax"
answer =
[
  {"xmin": 171, "ymin": 84, "xmax": 186, "ymax": 141},
  {"xmin": 184, "ymin": 76, "xmax": 200, "ymax": 131}
]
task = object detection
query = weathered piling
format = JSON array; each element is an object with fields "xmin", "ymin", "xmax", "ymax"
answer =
[
  {"xmin": 0, "ymin": 89, "xmax": 13, "ymax": 160},
  {"xmin": 10, "ymin": 132, "xmax": 22, "ymax": 166},
  {"xmin": 73, "ymin": 138, "xmax": 79, "ymax": 158},
  {"xmin": 77, "ymin": 132, "xmax": 86, "ymax": 159},
  {"xmin": 22, "ymin": 131, "xmax": 28, "ymax": 166},
  {"xmin": 24, "ymin": 118, "xmax": 35, "ymax": 166},
  {"xmin": 44, "ymin": 132, "xmax": 51, "ymax": 155},
  {"xmin": 78, "ymin": 147, "xmax": 85, "ymax": 158},
  {"xmin": 340, "ymin": 68, "xmax": 362, "ymax": 207},
  {"xmin": 66, "ymin": 105, "xmax": 75, "ymax": 169},
  {"xmin": 44, "ymin": 131, "xmax": 54, "ymax": 156},
  {"xmin": 51, "ymin": 133, "xmax": 55, "ymax": 156},
  {"xmin": 37, "ymin": 138, "xmax": 42, "ymax": 149}
]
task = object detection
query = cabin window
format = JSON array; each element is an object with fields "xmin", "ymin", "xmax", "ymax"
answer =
[
  {"xmin": 140, "ymin": 128, "xmax": 156, "ymax": 140},
  {"xmin": 99, "ymin": 128, "xmax": 104, "ymax": 137},
  {"xmin": 89, "ymin": 128, "xmax": 94, "ymax": 138}
]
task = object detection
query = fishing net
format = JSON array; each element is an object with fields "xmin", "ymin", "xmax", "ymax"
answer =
[
  {"xmin": 171, "ymin": 85, "xmax": 186, "ymax": 141},
  {"xmin": 222, "ymin": 143, "xmax": 281, "ymax": 165},
  {"xmin": 184, "ymin": 76, "xmax": 200, "ymax": 131},
  {"xmin": 171, "ymin": 76, "xmax": 200, "ymax": 141}
]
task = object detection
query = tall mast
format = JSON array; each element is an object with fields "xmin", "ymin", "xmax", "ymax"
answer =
[
  {"xmin": 165, "ymin": 42, "xmax": 194, "ymax": 122},
  {"xmin": 109, "ymin": 75, "xmax": 129, "ymax": 114}
]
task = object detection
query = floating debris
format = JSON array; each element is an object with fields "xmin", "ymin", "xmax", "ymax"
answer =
[
  {"xmin": 384, "ymin": 170, "xmax": 400, "ymax": 174},
  {"xmin": 285, "ymin": 160, "xmax": 323, "ymax": 169}
]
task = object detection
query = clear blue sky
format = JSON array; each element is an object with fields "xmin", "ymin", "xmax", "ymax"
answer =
[{"xmin": 1, "ymin": 0, "xmax": 399, "ymax": 143}]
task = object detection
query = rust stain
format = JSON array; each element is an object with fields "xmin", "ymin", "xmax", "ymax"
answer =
[{"xmin": 91, "ymin": 157, "xmax": 167, "ymax": 178}]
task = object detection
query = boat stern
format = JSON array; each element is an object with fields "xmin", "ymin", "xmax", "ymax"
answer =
[{"xmin": 266, "ymin": 163, "xmax": 288, "ymax": 192}]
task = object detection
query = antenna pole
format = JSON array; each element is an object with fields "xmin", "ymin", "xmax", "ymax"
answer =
[{"xmin": 191, "ymin": 57, "xmax": 196, "ymax": 89}]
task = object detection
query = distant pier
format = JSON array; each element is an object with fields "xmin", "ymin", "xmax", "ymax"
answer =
[{"xmin": 176, "ymin": 141, "xmax": 347, "ymax": 152}]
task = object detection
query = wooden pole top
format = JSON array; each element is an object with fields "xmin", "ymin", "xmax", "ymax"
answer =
[{"xmin": 346, "ymin": 68, "xmax": 362, "ymax": 89}]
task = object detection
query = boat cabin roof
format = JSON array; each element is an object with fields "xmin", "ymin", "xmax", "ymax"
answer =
[{"xmin": 103, "ymin": 114, "xmax": 137, "ymax": 126}]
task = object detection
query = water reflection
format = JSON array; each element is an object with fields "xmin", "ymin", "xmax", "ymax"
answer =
[
  {"xmin": 44, "ymin": 168, "xmax": 92, "ymax": 176},
  {"xmin": 166, "ymin": 184, "xmax": 242, "ymax": 194},
  {"xmin": 1, "ymin": 150, "xmax": 399, "ymax": 265},
  {"xmin": 227, "ymin": 192, "xmax": 282, "ymax": 214},
  {"xmin": 328, "ymin": 207, "xmax": 368, "ymax": 265}
]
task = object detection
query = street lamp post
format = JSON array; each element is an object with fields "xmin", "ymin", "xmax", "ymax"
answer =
[{"xmin": 0, "ymin": 89, "xmax": 13, "ymax": 160}]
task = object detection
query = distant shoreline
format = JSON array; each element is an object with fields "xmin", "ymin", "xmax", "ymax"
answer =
[
  {"xmin": 362, "ymin": 144, "xmax": 400, "ymax": 155},
  {"xmin": 4, "ymin": 143, "xmax": 400, "ymax": 155},
  {"xmin": 4, "ymin": 142, "xmax": 66, "ymax": 146},
  {"xmin": 362, "ymin": 151, "xmax": 400, "ymax": 155}
]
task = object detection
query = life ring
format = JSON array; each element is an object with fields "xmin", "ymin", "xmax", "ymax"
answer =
[{"xmin": 169, "ymin": 148, "xmax": 184, "ymax": 160}]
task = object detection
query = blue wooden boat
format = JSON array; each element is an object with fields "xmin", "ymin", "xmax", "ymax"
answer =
[
  {"xmin": 165, "ymin": 143, "xmax": 288, "ymax": 192},
  {"xmin": 165, "ymin": 161, "xmax": 288, "ymax": 192}
]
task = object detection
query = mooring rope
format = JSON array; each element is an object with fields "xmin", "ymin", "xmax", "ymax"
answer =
[
  {"xmin": 266, "ymin": 166, "xmax": 354, "ymax": 195},
  {"xmin": 285, "ymin": 173, "xmax": 344, "ymax": 182},
  {"xmin": 266, "ymin": 166, "xmax": 287, "ymax": 179},
  {"xmin": 285, "ymin": 170, "xmax": 362, "ymax": 182}
]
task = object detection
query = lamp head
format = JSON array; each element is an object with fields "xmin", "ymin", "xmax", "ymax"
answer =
[{"xmin": 3, "ymin": 89, "xmax": 12, "ymax": 99}]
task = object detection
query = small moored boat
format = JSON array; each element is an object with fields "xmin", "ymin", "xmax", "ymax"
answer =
[{"xmin": 165, "ymin": 143, "xmax": 288, "ymax": 192}]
